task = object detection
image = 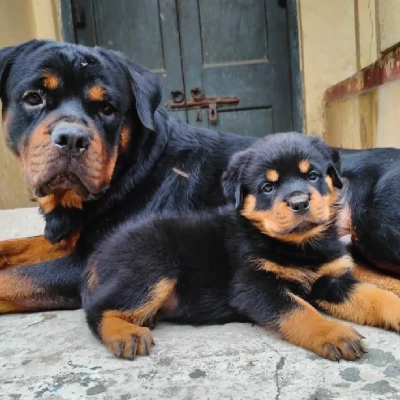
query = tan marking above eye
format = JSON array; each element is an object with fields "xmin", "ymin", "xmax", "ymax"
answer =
[
  {"xmin": 88, "ymin": 86, "xmax": 106, "ymax": 101},
  {"xmin": 299, "ymin": 160, "xmax": 310, "ymax": 173},
  {"xmin": 43, "ymin": 73, "xmax": 59, "ymax": 90},
  {"xmin": 266, "ymin": 169, "xmax": 279, "ymax": 182}
]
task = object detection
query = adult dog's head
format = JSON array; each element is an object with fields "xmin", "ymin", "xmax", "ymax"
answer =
[
  {"xmin": 0, "ymin": 40, "xmax": 161, "ymax": 212},
  {"xmin": 222, "ymin": 132, "xmax": 343, "ymax": 244}
]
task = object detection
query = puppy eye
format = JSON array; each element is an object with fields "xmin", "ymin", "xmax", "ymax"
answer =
[
  {"xmin": 308, "ymin": 171, "xmax": 319, "ymax": 181},
  {"xmin": 261, "ymin": 183, "xmax": 274, "ymax": 193},
  {"xmin": 22, "ymin": 92, "xmax": 44, "ymax": 107},
  {"xmin": 99, "ymin": 102, "xmax": 116, "ymax": 116}
]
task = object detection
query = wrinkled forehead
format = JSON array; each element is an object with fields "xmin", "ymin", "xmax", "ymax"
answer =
[{"xmin": 7, "ymin": 43, "xmax": 128, "ymax": 97}]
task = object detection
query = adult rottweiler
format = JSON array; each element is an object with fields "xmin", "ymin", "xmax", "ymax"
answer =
[
  {"xmin": 1, "ymin": 39, "xmax": 400, "ymax": 314},
  {"xmin": 83, "ymin": 133, "xmax": 400, "ymax": 361}
]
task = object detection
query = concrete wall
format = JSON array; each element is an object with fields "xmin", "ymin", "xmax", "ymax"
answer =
[
  {"xmin": 298, "ymin": 0, "xmax": 358, "ymax": 135},
  {"xmin": 324, "ymin": 1, "xmax": 400, "ymax": 149},
  {"xmin": 0, "ymin": 0, "xmax": 61, "ymax": 209},
  {"xmin": 326, "ymin": 79, "xmax": 400, "ymax": 149},
  {"xmin": 378, "ymin": 0, "xmax": 400, "ymax": 52},
  {"xmin": 297, "ymin": 0, "xmax": 383, "ymax": 136}
]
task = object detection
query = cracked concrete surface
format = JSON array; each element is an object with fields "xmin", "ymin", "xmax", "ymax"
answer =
[{"xmin": 2, "ymin": 208, "xmax": 400, "ymax": 399}]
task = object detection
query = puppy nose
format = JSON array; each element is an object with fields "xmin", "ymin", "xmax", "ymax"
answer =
[
  {"xmin": 51, "ymin": 126, "xmax": 91, "ymax": 157},
  {"xmin": 288, "ymin": 195, "xmax": 310, "ymax": 215}
]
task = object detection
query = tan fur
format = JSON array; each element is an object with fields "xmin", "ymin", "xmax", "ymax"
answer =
[
  {"xmin": 0, "ymin": 234, "xmax": 79, "ymax": 270},
  {"xmin": 102, "ymin": 279, "xmax": 177, "ymax": 327},
  {"xmin": 258, "ymin": 261, "xmax": 316, "ymax": 291},
  {"xmin": 241, "ymin": 193, "xmax": 333, "ymax": 244},
  {"xmin": 20, "ymin": 116, "xmax": 54, "ymax": 186},
  {"xmin": 119, "ymin": 126, "xmax": 130, "ymax": 152},
  {"xmin": 99, "ymin": 279, "xmax": 176, "ymax": 358},
  {"xmin": 299, "ymin": 160, "xmax": 310, "ymax": 173},
  {"xmin": 88, "ymin": 86, "xmax": 106, "ymax": 101},
  {"xmin": 266, "ymin": 169, "xmax": 279, "ymax": 182},
  {"xmin": 352, "ymin": 264, "xmax": 400, "ymax": 297},
  {"xmin": 100, "ymin": 316, "xmax": 154, "ymax": 358},
  {"xmin": 257, "ymin": 255, "xmax": 353, "ymax": 292},
  {"xmin": 0, "ymin": 274, "xmax": 35, "ymax": 312},
  {"xmin": 87, "ymin": 125, "xmax": 118, "ymax": 190},
  {"xmin": 317, "ymin": 282, "xmax": 400, "ymax": 331},
  {"xmin": 38, "ymin": 190, "xmax": 83, "ymax": 213},
  {"xmin": 279, "ymin": 294, "xmax": 366, "ymax": 360},
  {"xmin": 43, "ymin": 73, "xmax": 59, "ymax": 90}
]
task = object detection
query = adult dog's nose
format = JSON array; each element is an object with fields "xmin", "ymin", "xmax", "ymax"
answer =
[
  {"xmin": 288, "ymin": 194, "xmax": 310, "ymax": 215},
  {"xmin": 51, "ymin": 125, "xmax": 91, "ymax": 157}
]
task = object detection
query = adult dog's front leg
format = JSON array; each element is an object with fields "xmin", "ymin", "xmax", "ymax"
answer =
[
  {"xmin": 311, "ymin": 268, "xmax": 400, "ymax": 332},
  {"xmin": 0, "ymin": 234, "xmax": 79, "ymax": 270},
  {"xmin": 0, "ymin": 253, "xmax": 83, "ymax": 313}
]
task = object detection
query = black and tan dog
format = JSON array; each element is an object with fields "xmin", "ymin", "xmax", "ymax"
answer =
[
  {"xmin": 1, "ymin": 40, "xmax": 400, "ymax": 316},
  {"xmin": 83, "ymin": 133, "xmax": 400, "ymax": 361}
]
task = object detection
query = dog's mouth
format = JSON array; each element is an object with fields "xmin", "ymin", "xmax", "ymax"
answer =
[
  {"xmin": 32, "ymin": 173, "xmax": 90, "ymax": 198},
  {"xmin": 272, "ymin": 219, "xmax": 329, "ymax": 236}
]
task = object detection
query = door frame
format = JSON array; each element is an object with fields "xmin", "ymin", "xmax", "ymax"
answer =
[{"xmin": 59, "ymin": 0, "xmax": 304, "ymax": 132}]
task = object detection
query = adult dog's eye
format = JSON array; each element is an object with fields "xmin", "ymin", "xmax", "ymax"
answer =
[
  {"xmin": 261, "ymin": 183, "xmax": 274, "ymax": 193},
  {"xmin": 99, "ymin": 102, "xmax": 116, "ymax": 116},
  {"xmin": 308, "ymin": 171, "xmax": 319, "ymax": 181},
  {"xmin": 22, "ymin": 92, "xmax": 43, "ymax": 106}
]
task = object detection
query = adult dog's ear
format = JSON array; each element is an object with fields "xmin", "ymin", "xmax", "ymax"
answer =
[
  {"xmin": 0, "ymin": 40, "xmax": 44, "ymax": 100},
  {"xmin": 310, "ymin": 135, "xmax": 343, "ymax": 189},
  {"xmin": 0, "ymin": 46, "xmax": 15, "ymax": 98},
  {"xmin": 110, "ymin": 51, "xmax": 162, "ymax": 131},
  {"xmin": 326, "ymin": 147, "xmax": 343, "ymax": 189},
  {"xmin": 222, "ymin": 149, "xmax": 254, "ymax": 209},
  {"xmin": 0, "ymin": 44, "xmax": 23, "ymax": 100}
]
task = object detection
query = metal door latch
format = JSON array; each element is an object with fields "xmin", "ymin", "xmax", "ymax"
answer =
[{"xmin": 169, "ymin": 86, "xmax": 239, "ymax": 124}]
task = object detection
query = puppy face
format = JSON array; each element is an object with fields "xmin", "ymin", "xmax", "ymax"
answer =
[
  {"xmin": 0, "ymin": 40, "xmax": 161, "ymax": 211},
  {"xmin": 222, "ymin": 133, "xmax": 342, "ymax": 244}
]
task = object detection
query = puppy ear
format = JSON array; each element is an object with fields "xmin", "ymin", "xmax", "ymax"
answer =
[
  {"xmin": 0, "ymin": 40, "xmax": 45, "ymax": 99},
  {"xmin": 110, "ymin": 51, "xmax": 162, "ymax": 131},
  {"xmin": 222, "ymin": 149, "xmax": 254, "ymax": 209},
  {"xmin": 309, "ymin": 135, "xmax": 343, "ymax": 189}
]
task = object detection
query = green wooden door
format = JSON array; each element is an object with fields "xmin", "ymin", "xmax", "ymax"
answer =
[{"xmin": 69, "ymin": 0, "xmax": 295, "ymax": 136}]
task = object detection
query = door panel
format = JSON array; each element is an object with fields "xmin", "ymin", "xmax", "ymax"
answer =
[
  {"xmin": 198, "ymin": 0, "xmax": 268, "ymax": 65},
  {"xmin": 94, "ymin": 0, "xmax": 164, "ymax": 71},
  {"xmin": 217, "ymin": 108, "xmax": 273, "ymax": 137},
  {"xmin": 178, "ymin": 0, "xmax": 292, "ymax": 135}
]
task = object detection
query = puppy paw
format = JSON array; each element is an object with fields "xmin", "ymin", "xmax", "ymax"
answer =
[
  {"xmin": 103, "ymin": 324, "xmax": 155, "ymax": 360},
  {"xmin": 315, "ymin": 321, "xmax": 367, "ymax": 361}
]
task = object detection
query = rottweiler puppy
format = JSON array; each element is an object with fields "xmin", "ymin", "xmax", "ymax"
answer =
[{"xmin": 83, "ymin": 133, "xmax": 400, "ymax": 361}]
